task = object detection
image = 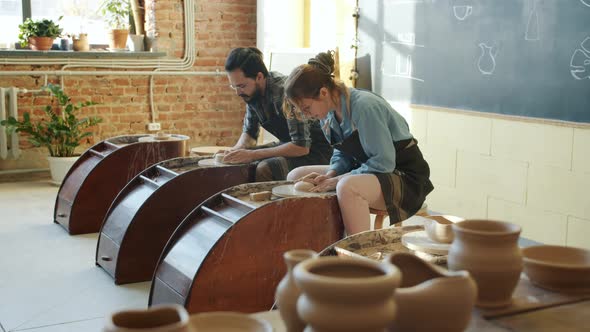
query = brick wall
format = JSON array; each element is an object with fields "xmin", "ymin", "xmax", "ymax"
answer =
[{"xmin": 0, "ymin": 0, "xmax": 256, "ymax": 171}]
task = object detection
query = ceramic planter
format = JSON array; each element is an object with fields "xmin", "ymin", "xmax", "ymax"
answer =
[
  {"xmin": 47, "ymin": 155, "xmax": 79, "ymax": 185},
  {"xmin": 28, "ymin": 37, "xmax": 54, "ymax": 51}
]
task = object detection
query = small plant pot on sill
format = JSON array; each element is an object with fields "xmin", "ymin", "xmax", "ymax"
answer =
[
  {"xmin": 127, "ymin": 34, "xmax": 144, "ymax": 51},
  {"xmin": 47, "ymin": 155, "xmax": 79, "ymax": 185},
  {"xmin": 108, "ymin": 29, "xmax": 129, "ymax": 50},
  {"xmin": 29, "ymin": 37, "xmax": 54, "ymax": 51},
  {"xmin": 72, "ymin": 34, "xmax": 89, "ymax": 51}
]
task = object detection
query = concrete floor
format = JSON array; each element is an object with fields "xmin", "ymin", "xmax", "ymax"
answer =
[{"xmin": 0, "ymin": 180, "xmax": 150, "ymax": 332}]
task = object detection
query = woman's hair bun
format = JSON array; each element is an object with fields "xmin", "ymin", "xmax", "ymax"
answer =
[{"xmin": 308, "ymin": 50, "xmax": 335, "ymax": 75}]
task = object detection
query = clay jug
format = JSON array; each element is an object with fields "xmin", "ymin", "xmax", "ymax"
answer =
[
  {"xmin": 385, "ymin": 253, "xmax": 477, "ymax": 332},
  {"xmin": 294, "ymin": 256, "xmax": 400, "ymax": 332},
  {"xmin": 448, "ymin": 219, "xmax": 522, "ymax": 308},
  {"xmin": 275, "ymin": 249, "xmax": 317, "ymax": 332},
  {"xmin": 103, "ymin": 304, "xmax": 190, "ymax": 332}
]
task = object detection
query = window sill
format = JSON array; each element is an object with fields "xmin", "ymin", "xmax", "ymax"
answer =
[{"xmin": 0, "ymin": 49, "xmax": 167, "ymax": 58}]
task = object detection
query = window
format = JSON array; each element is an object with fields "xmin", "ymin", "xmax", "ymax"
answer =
[
  {"xmin": 0, "ymin": 0, "xmax": 121, "ymax": 47},
  {"xmin": 0, "ymin": 0, "xmax": 22, "ymax": 47}
]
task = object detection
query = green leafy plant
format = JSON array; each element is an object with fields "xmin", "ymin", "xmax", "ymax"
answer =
[
  {"xmin": 99, "ymin": 0, "xmax": 131, "ymax": 29},
  {"xmin": 0, "ymin": 84, "xmax": 102, "ymax": 157},
  {"xmin": 18, "ymin": 17, "xmax": 63, "ymax": 47}
]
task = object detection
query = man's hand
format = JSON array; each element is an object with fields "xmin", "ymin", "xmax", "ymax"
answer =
[{"xmin": 223, "ymin": 149, "xmax": 259, "ymax": 164}]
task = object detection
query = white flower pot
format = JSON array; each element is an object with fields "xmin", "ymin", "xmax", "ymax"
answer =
[{"xmin": 47, "ymin": 156, "xmax": 79, "ymax": 186}]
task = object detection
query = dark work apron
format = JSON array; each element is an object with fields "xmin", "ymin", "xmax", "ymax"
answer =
[
  {"xmin": 253, "ymin": 107, "xmax": 332, "ymax": 181},
  {"xmin": 332, "ymin": 130, "xmax": 434, "ymax": 224}
]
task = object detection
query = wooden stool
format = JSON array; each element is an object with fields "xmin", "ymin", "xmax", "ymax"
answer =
[
  {"xmin": 370, "ymin": 203, "xmax": 429, "ymax": 229},
  {"xmin": 370, "ymin": 208, "xmax": 389, "ymax": 230}
]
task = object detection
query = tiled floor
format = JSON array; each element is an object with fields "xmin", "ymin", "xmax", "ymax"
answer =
[{"xmin": 0, "ymin": 181, "xmax": 150, "ymax": 332}]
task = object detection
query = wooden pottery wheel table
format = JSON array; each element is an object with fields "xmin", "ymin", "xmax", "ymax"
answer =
[
  {"xmin": 148, "ymin": 181, "xmax": 345, "ymax": 314},
  {"xmin": 96, "ymin": 155, "xmax": 256, "ymax": 284},
  {"xmin": 54, "ymin": 134, "xmax": 189, "ymax": 235}
]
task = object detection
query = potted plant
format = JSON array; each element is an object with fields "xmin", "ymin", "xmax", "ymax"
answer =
[
  {"xmin": 18, "ymin": 17, "xmax": 63, "ymax": 51},
  {"xmin": 0, "ymin": 84, "xmax": 102, "ymax": 184},
  {"xmin": 99, "ymin": 0, "xmax": 131, "ymax": 50}
]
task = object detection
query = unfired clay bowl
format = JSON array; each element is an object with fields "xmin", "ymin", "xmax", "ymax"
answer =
[
  {"xmin": 522, "ymin": 245, "xmax": 590, "ymax": 294},
  {"xmin": 423, "ymin": 215, "xmax": 465, "ymax": 243},
  {"xmin": 104, "ymin": 304, "xmax": 190, "ymax": 332}
]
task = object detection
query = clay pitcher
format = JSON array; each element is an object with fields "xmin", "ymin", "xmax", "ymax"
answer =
[
  {"xmin": 385, "ymin": 253, "xmax": 477, "ymax": 332},
  {"xmin": 448, "ymin": 219, "xmax": 522, "ymax": 308},
  {"xmin": 103, "ymin": 304, "xmax": 190, "ymax": 332},
  {"xmin": 275, "ymin": 249, "xmax": 318, "ymax": 332},
  {"xmin": 294, "ymin": 256, "xmax": 401, "ymax": 332}
]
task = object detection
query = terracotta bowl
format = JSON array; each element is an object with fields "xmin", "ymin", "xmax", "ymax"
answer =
[{"xmin": 522, "ymin": 245, "xmax": 590, "ymax": 294}]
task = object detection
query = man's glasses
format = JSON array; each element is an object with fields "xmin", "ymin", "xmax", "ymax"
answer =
[{"xmin": 229, "ymin": 81, "xmax": 249, "ymax": 91}]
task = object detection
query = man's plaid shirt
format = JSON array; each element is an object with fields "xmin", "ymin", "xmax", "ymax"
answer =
[{"xmin": 243, "ymin": 71, "xmax": 312, "ymax": 148}]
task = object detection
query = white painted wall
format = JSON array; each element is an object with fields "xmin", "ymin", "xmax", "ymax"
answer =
[{"xmin": 408, "ymin": 107, "xmax": 590, "ymax": 249}]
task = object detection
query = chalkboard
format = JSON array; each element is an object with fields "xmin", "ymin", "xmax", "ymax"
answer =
[{"xmin": 357, "ymin": 0, "xmax": 590, "ymax": 123}]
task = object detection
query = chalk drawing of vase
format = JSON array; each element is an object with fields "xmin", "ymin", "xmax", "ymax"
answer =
[
  {"xmin": 570, "ymin": 49, "xmax": 590, "ymax": 80},
  {"xmin": 525, "ymin": 0, "xmax": 539, "ymax": 41},
  {"xmin": 453, "ymin": 6, "xmax": 473, "ymax": 21},
  {"xmin": 581, "ymin": 36, "xmax": 590, "ymax": 53},
  {"xmin": 478, "ymin": 43, "xmax": 498, "ymax": 75}
]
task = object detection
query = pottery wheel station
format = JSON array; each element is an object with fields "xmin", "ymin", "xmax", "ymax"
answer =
[
  {"xmin": 54, "ymin": 134, "xmax": 189, "ymax": 235},
  {"xmin": 149, "ymin": 181, "xmax": 345, "ymax": 314},
  {"xmin": 96, "ymin": 155, "xmax": 256, "ymax": 284}
]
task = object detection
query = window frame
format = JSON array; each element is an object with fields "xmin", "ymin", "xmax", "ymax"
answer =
[{"xmin": 21, "ymin": 0, "xmax": 31, "ymax": 20}]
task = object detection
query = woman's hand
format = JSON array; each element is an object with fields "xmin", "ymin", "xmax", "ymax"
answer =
[
  {"xmin": 309, "ymin": 176, "xmax": 339, "ymax": 192},
  {"xmin": 295, "ymin": 172, "xmax": 324, "ymax": 183}
]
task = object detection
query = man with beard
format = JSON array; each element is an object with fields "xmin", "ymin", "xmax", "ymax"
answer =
[{"xmin": 222, "ymin": 47, "xmax": 333, "ymax": 181}]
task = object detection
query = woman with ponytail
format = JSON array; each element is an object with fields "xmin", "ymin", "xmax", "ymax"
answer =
[{"xmin": 284, "ymin": 51, "xmax": 433, "ymax": 234}]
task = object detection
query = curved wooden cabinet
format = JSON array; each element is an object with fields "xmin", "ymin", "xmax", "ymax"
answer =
[
  {"xmin": 96, "ymin": 156, "xmax": 256, "ymax": 284},
  {"xmin": 54, "ymin": 135, "xmax": 189, "ymax": 235},
  {"xmin": 148, "ymin": 182, "xmax": 344, "ymax": 313}
]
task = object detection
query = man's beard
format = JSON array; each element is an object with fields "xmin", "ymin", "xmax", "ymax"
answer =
[{"xmin": 239, "ymin": 85, "xmax": 261, "ymax": 103}]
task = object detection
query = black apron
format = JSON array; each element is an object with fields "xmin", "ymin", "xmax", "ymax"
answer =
[{"xmin": 332, "ymin": 130, "xmax": 434, "ymax": 224}]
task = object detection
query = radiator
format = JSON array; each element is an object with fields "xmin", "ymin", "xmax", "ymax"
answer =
[{"xmin": 0, "ymin": 87, "xmax": 21, "ymax": 159}]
